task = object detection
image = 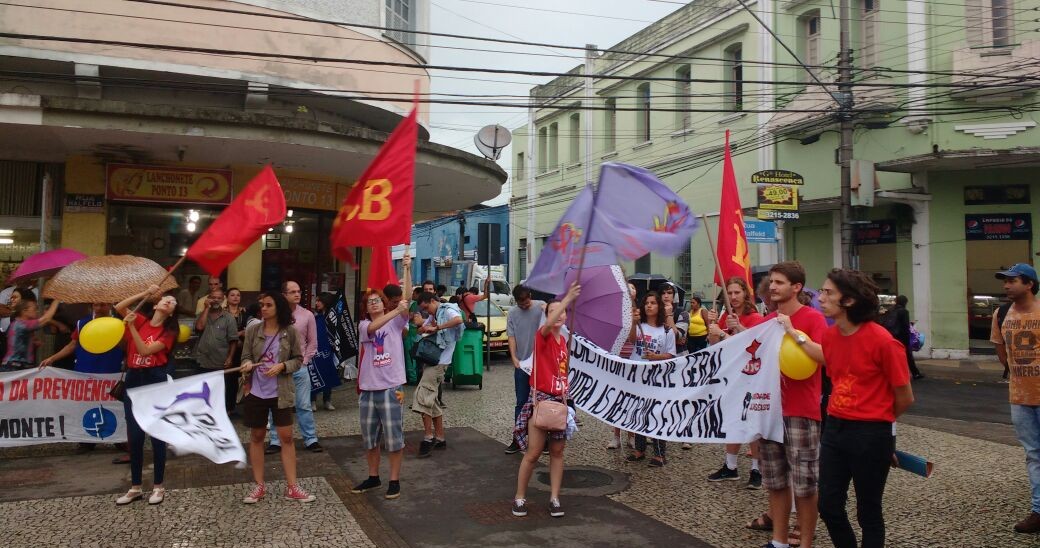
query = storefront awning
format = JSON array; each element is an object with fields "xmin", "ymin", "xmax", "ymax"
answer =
[{"xmin": 875, "ymin": 147, "xmax": 1040, "ymax": 173}]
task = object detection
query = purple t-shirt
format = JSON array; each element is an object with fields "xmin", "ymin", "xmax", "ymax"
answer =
[
  {"xmin": 359, "ymin": 315, "xmax": 407, "ymax": 391},
  {"xmin": 3, "ymin": 318, "xmax": 41, "ymax": 365},
  {"xmin": 250, "ymin": 334, "xmax": 279, "ymax": 399}
]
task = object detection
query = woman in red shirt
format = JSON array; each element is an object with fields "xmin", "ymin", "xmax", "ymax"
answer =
[
  {"xmin": 113, "ymin": 285, "xmax": 179, "ymax": 506},
  {"xmin": 817, "ymin": 269, "xmax": 914, "ymax": 548},
  {"xmin": 705, "ymin": 277, "xmax": 765, "ymax": 488},
  {"xmin": 512, "ymin": 283, "xmax": 580, "ymax": 519}
]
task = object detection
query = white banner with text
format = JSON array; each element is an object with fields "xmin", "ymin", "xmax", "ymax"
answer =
[
  {"xmin": 567, "ymin": 321, "xmax": 785, "ymax": 444},
  {"xmin": 0, "ymin": 368, "xmax": 127, "ymax": 446}
]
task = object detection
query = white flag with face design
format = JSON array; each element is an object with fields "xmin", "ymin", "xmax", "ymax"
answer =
[{"xmin": 127, "ymin": 370, "xmax": 245, "ymax": 465}]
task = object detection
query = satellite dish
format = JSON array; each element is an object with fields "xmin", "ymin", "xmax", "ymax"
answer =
[{"xmin": 474, "ymin": 124, "xmax": 512, "ymax": 161}]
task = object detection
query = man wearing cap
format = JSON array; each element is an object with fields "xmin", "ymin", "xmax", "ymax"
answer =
[{"xmin": 992, "ymin": 263, "xmax": 1040, "ymax": 534}]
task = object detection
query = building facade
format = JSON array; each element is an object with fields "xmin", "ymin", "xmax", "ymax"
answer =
[
  {"xmin": 511, "ymin": 0, "xmax": 1040, "ymax": 358},
  {"xmin": 0, "ymin": 0, "xmax": 506, "ymax": 305},
  {"xmin": 395, "ymin": 204, "xmax": 509, "ymax": 287}
]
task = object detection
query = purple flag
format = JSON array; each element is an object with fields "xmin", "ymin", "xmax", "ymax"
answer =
[
  {"xmin": 524, "ymin": 186, "xmax": 615, "ymax": 295},
  {"xmin": 588, "ymin": 163, "xmax": 698, "ymax": 261},
  {"xmin": 525, "ymin": 163, "xmax": 698, "ymax": 295}
]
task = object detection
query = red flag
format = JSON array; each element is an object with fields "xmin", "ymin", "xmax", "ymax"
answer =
[
  {"xmin": 715, "ymin": 130, "xmax": 751, "ymax": 287},
  {"xmin": 186, "ymin": 165, "xmax": 286, "ymax": 277},
  {"xmin": 366, "ymin": 246, "xmax": 399, "ymax": 291},
  {"xmin": 331, "ymin": 107, "xmax": 417, "ymax": 260}
]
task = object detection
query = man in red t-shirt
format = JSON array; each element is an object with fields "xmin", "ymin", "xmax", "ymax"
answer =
[
  {"xmin": 760, "ymin": 262, "xmax": 828, "ymax": 548},
  {"xmin": 460, "ymin": 279, "xmax": 491, "ymax": 322},
  {"xmin": 816, "ymin": 269, "xmax": 914, "ymax": 548}
]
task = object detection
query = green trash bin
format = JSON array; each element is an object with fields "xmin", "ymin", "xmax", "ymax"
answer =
[{"xmin": 450, "ymin": 328, "xmax": 485, "ymax": 389}]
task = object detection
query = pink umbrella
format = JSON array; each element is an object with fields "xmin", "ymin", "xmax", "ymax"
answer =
[
  {"xmin": 564, "ymin": 264, "xmax": 633, "ymax": 355},
  {"xmin": 7, "ymin": 248, "xmax": 87, "ymax": 285}
]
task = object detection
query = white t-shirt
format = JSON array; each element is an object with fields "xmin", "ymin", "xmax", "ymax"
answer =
[{"xmin": 632, "ymin": 323, "xmax": 676, "ymax": 361}]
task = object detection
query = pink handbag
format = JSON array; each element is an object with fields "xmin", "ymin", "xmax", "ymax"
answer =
[{"xmin": 529, "ymin": 335, "xmax": 568, "ymax": 433}]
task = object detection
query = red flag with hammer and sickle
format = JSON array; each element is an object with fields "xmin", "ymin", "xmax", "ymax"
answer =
[
  {"xmin": 331, "ymin": 107, "xmax": 417, "ymax": 263},
  {"xmin": 186, "ymin": 165, "xmax": 286, "ymax": 277},
  {"xmin": 715, "ymin": 130, "xmax": 752, "ymax": 288}
]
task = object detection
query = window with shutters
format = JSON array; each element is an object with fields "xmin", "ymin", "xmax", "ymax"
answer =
[
  {"xmin": 548, "ymin": 122, "xmax": 559, "ymax": 170},
  {"xmin": 801, "ymin": 11, "xmax": 821, "ymax": 80},
  {"xmin": 675, "ymin": 65, "xmax": 692, "ymax": 131},
  {"xmin": 384, "ymin": 0, "xmax": 416, "ymax": 46},
  {"xmin": 860, "ymin": 0, "xmax": 879, "ymax": 68},
  {"xmin": 966, "ymin": 0, "xmax": 1016, "ymax": 49},
  {"xmin": 537, "ymin": 127, "xmax": 547, "ymax": 173},
  {"xmin": 724, "ymin": 44, "xmax": 744, "ymax": 112},
  {"xmin": 604, "ymin": 98, "xmax": 617, "ymax": 152},
  {"xmin": 636, "ymin": 83, "xmax": 651, "ymax": 143},
  {"xmin": 517, "ymin": 238, "xmax": 527, "ymax": 281},
  {"xmin": 516, "ymin": 152, "xmax": 525, "ymax": 181},
  {"xmin": 568, "ymin": 112, "xmax": 580, "ymax": 164}
]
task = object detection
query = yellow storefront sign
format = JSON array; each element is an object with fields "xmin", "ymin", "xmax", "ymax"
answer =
[
  {"xmin": 106, "ymin": 164, "xmax": 233, "ymax": 205},
  {"xmin": 279, "ymin": 177, "xmax": 338, "ymax": 211}
]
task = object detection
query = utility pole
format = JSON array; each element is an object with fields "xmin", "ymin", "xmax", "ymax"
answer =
[
  {"xmin": 457, "ymin": 212, "xmax": 467, "ymax": 262},
  {"xmin": 838, "ymin": 0, "xmax": 856, "ymax": 268}
]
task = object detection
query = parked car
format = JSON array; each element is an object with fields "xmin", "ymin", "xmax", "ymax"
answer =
[{"xmin": 471, "ymin": 300, "xmax": 509, "ymax": 354}]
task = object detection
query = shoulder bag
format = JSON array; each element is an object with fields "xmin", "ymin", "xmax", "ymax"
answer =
[
  {"xmin": 529, "ymin": 333, "xmax": 568, "ymax": 432},
  {"xmin": 412, "ymin": 335, "xmax": 443, "ymax": 365}
]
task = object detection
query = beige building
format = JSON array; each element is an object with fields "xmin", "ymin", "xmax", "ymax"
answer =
[{"xmin": 0, "ymin": 0, "xmax": 505, "ymax": 302}]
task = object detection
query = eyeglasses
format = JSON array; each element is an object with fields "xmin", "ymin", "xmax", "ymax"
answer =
[{"xmin": 367, "ymin": 298, "xmax": 383, "ymax": 305}]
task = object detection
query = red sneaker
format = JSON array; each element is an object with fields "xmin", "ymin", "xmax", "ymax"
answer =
[
  {"xmin": 242, "ymin": 483, "xmax": 265, "ymax": 504},
  {"xmin": 284, "ymin": 483, "xmax": 316, "ymax": 503}
]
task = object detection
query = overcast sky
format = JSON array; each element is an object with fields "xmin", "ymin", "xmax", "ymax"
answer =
[{"xmin": 425, "ymin": 0, "xmax": 679, "ymax": 206}]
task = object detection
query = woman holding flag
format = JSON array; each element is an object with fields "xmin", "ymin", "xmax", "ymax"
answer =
[
  {"xmin": 239, "ymin": 291, "xmax": 313, "ymax": 503},
  {"xmin": 114, "ymin": 285, "xmax": 178, "ymax": 506}
]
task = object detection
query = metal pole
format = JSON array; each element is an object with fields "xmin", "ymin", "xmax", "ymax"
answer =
[
  {"xmin": 39, "ymin": 172, "xmax": 52, "ymax": 252},
  {"xmin": 838, "ymin": 0, "xmax": 855, "ymax": 268},
  {"xmin": 525, "ymin": 104, "xmax": 536, "ymax": 277}
]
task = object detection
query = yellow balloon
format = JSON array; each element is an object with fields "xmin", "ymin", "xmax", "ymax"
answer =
[
  {"xmin": 780, "ymin": 329, "xmax": 818, "ymax": 381},
  {"xmin": 79, "ymin": 317, "xmax": 126, "ymax": 354},
  {"xmin": 178, "ymin": 324, "xmax": 192, "ymax": 343}
]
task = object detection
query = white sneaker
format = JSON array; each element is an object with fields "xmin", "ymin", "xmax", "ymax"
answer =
[
  {"xmin": 324, "ymin": 402, "xmax": 335, "ymax": 411},
  {"xmin": 607, "ymin": 437, "xmax": 621, "ymax": 449},
  {"xmin": 148, "ymin": 487, "xmax": 165, "ymax": 505},
  {"xmin": 115, "ymin": 488, "xmax": 143, "ymax": 505}
]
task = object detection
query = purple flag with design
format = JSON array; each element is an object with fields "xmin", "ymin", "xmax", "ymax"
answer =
[
  {"xmin": 524, "ymin": 163, "xmax": 698, "ymax": 295},
  {"xmin": 523, "ymin": 186, "xmax": 615, "ymax": 295},
  {"xmin": 587, "ymin": 163, "xmax": 698, "ymax": 261}
]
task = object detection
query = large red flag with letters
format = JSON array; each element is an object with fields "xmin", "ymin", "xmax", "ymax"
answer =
[
  {"xmin": 331, "ymin": 107, "xmax": 417, "ymax": 262},
  {"xmin": 186, "ymin": 165, "xmax": 286, "ymax": 277},
  {"xmin": 715, "ymin": 130, "xmax": 751, "ymax": 287},
  {"xmin": 366, "ymin": 246, "xmax": 399, "ymax": 291}
]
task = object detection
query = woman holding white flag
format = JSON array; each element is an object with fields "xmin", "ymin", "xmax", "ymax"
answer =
[
  {"xmin": 114, "ymin": 285, "xmax": 178, "ymax": 506},
  {"xmin": 238, "ymin": 291, "xmax": 314, "ymax": 503}
]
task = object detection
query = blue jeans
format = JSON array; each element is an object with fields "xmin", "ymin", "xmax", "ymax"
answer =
[
  {"xmin": 513, "ymin": 367, "xmax": 530, "ymax": 421},
  {"xmin": 123, "ymin": 367, "xmax": 168, "ymax": 486},
  {"xmin": 1011, "ymin": 404, "xmax": 1040, "ymax": 513},
  {"xmin": 269, "ymin": 366, "xmax": 318, "ymax": 447}
]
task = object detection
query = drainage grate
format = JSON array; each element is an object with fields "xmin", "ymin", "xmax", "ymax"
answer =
[{"xmin": 536, "ymin": 469, "xmax": 614, "ymax": 489}]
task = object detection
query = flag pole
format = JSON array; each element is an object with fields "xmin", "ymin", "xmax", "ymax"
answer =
[
  {"xmin": 566, "ymin": 179, "xmax": 600, "ymax": 354},
  {"xmin": 700, "ymin": 214, "xmax": 733, "ymax": 316}
]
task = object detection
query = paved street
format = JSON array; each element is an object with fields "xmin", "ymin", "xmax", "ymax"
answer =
[{"xmin": 0, "ymin": 357, "xmax": 1035, "ymax": 547}]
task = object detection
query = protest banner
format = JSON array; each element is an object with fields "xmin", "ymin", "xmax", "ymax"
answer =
[
  {"xmin": 565, "ymin": 321, "xmax": 786, "ymax": 444},
  {"xmin": 0, "ymin": 368, "xmax": 126, "ymax": 446},
  {"xmin": 127, "ymin": 370, "xmax": 245, "ymax": 465}
]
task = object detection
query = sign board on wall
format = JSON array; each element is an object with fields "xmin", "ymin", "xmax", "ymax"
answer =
[
  {"xmin": 64, "ymin": 194, "xmax": 104, "ymax": 213},
  {"xmin": 106, "ymin": 164, "xmax": 232, "ymax": 205},
  {"xmin": 279, "ymin": 177, "xmax": 338, "ymax": 211},
  {"xmin": 751, "ymin": 170, "xmax": 804, "ymax": 186},
  {"xmin": 854, "ymin": 220, "xmax": 897, "ymax": 245},
  {"xmin": 965, "ymin": 214, "xmax": 1032, "ymax": 241},
  {"xmin": 743, "ymin": 219, "xmax": 777, "ymax": 243},
  {"xmin": 964, "ymin": 185, "xmax": 1030, "ymax": 205},
  {"xmin": 754, "ymin": 170, "xmax": 802, "ymax": 221}
]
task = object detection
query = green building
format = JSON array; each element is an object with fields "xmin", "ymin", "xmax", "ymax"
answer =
[{"xmin": 510, "ymin": 0, "xmax": 1040, "ymax": 358}]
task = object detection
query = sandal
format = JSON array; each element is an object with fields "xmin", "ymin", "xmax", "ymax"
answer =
[
  {"xmin": 648, "ymin": 457, "xmax": 666, "ymax": 467},
  {"xmin": 788, "ymin": 530, "xmax": 801, "ymax": 547},
  {"xmin": 626, "ymin": 452, "xmax": 646, "ymax": 462},
  {"xmin": 116, "ymin": 488, "xmax": 143, "ymax": 505},
  {"xmin": 746, "ymin": 512, "xmax": 773, "ymax": 531}
]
